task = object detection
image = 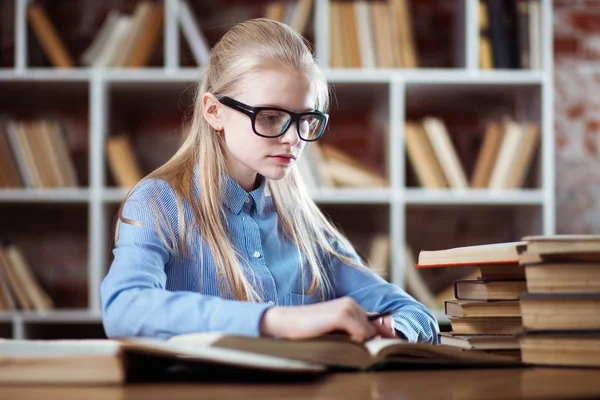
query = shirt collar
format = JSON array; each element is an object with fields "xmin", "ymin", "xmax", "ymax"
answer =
[
  {"xmin": 222, "ymin": 174, "xmax": 267, "ymax": 216},
  {"xmin": 192, "ymin": 165, "xmax": 267, "ymax": 215}
]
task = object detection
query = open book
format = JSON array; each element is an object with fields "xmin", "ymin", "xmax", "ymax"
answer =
[{"xmin": 0, "ymin": 333, "xmax": 519, "ymax": 384}]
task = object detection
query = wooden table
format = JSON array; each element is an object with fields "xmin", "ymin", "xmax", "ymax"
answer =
[{"xmin": 2, "ymin": 367, "xmax": 600, "ymax": 399}]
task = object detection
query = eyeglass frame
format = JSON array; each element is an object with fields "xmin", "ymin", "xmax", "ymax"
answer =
[{"xmin": 216, "ymin": 96, "xmax": 329, "ymax": 142}]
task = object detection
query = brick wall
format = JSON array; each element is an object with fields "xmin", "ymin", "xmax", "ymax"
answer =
[{"xmin": 554, "ymin": 1, "xmax": 600, "ymax": 233}]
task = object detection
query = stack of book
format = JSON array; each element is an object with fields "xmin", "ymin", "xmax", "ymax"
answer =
[
  {"xmin": 518, "ymin": 235, "xmax": 600, "ymax": 368},
  {"xmin": 417, "ymin": 241, "xmax": 526, "ymax": 359}
]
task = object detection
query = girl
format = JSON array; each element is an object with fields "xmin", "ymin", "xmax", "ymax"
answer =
[{"xmin": 100, "ymin": 18, "xmax": 438, "ymax": 344}]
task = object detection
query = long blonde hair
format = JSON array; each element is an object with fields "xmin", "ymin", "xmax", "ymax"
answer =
[{"xmin": 117, "ymin": 18, "xmax": 361, "ymax": 302}]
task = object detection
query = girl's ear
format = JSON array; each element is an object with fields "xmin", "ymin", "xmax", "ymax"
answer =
[{"xmin": 202, "ymin": 93, "xmax": 222, "ymax": 131}]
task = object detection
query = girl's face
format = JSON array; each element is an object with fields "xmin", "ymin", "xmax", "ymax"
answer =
[{"xmin": 205, "ymin": 66, "xmax": 315, "ymax": 191}]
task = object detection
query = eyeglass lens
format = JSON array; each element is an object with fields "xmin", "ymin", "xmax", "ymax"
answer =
[{"xmin": 255, "ymin": 110, "xmax": 326, "ymax": 140}]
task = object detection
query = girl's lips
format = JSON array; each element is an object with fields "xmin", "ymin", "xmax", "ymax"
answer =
[
  {"xmin": 270, "ymin": 154, "xmax": 295, "ymax": 159},
  {"xmin": 270, "ymin": 155, "xmax": 295, "ymax": 164}
]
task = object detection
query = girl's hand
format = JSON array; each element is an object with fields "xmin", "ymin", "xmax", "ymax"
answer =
[
  {"xmin": 369, "ymin": 315, "xmax": 398, "ymax": 340},
  {"xmin": 259, "ymin": 297, "xmax": 397, "ymax": 342}
]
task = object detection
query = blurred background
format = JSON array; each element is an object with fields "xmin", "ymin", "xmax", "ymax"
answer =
[{"xmin": 0, "ymin": 0, "xmax": 595, "ymax": 339}]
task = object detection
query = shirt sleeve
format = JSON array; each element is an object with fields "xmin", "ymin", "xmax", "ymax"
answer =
[
  {"xmin": 100, "ymin": 179, "xmax": 272, "ymax": 339},
  {"xmin": 328, "ymin": 239, "xmax": 440, "ymax": 344}
]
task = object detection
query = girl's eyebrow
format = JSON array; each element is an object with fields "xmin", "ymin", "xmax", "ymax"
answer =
[{"xmin": 256, "ymin": 103, "xmax": 315, "ymax": 112}]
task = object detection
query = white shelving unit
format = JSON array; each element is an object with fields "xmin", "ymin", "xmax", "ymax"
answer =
[{"xmin": 0, "ymin": 0, "xmax": 554, "ymax": 338}]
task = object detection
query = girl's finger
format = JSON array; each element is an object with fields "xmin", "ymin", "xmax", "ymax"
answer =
[
  {"xmin": 371, "ymin": 315, "xmax": 397, "ymax": 338},
  {"xmin": 344, "ymin": 314, "xmax": 377, "ymax": 342}
]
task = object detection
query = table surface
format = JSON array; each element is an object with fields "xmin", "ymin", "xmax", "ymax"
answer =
[{"xmin": 2, "ymin": 367, "xmax": 600, "ymax": 400}]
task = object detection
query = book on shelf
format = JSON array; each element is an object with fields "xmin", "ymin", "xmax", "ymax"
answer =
[
  {"xmin": 78, "ymin": 1, "xmax": 163, "ymax": 68},
  {"xmin": 478, "ymin": 0, "xmax": 493, "ymax": 70},
  {"xmin": 404, "ymin": 122, "xmax": 448, "ymax": 189},
  {"xmin": 470, "ymin": 121, "xmax": 502, "ymax": 188},
  {"xmin": 263, "ymin": 0, "xmax": 313, "ymax": 34},
  {"xmin": 1, "ymin": 118, "xmax": 79, "ymax": 188},
  {"xmin": 81, "ymin": 11, "xmax": 132, "ymax": 68},
  {"xmin": 175, "ymin": 0, "xmax": 312, "ymax": 67},
  {"xmin": 106, "ymin": 135, "xmax": 145, "ymax": 189},
  {"xmin": 297, "ymin": 142, "xmax": 387, "ymax": 189},
  {"xmin": 482, "ymin": 0, "xmax": 541, "ymax": 70},
  {"xmin": 406, "ymin": 115, "xmax": 540, "ymax": 190},
  {"xmin": 488, "ymin": 117, "xmax": 540, "ymax": 190},
  {"xmin": 320, "ymin": 143, "xmax": 388, "ymax": 188},
  {"xmin": 422, "ymin": 117, "xmax": 468, "ymax": 190},
  {"xmin": 300, "ymin": 142, "xmax": 334, "ymax": 188},
  {"xmin": 329, "ymin": 0, "xmax": 417, "ymax": 69},
  {"xmin": 126, "ymin": 3, "xmax": 164, "ymax": 68},
  {"xmin": 27, "ymin": 3, "xmax": 74, "ymax": 68},
  {"xmin": 0, "ymin": 119, "xmax": 23, "ymax": 188},
  {"xmin": 0, "ymin": 332, "xmax": 519, "ymax": 384},
  {"xmin": 486, "ymin": 0, "xmax": 520, "ymax": 69},
  {"xmin": 0, "ymin": 244, "xmax": 54, "ymax": 312}
]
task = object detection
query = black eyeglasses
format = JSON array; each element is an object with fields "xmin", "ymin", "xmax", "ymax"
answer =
[{"xmin": 216, "ymin": 96, "xmax": 329, "ymax": 142}]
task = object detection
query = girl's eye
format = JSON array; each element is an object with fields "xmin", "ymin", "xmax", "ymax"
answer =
[{"xmin": 258, "ymin": 111, "xmax": 286, "ymax": 124}]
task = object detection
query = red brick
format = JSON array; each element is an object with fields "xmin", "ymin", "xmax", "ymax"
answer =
[
  {"xmin": 555, "ymin": 0, "xmax": 581, "ymax": 7},
  {"xmin": 571, "ymin": 12, "xmax": 600, "ymax": 33},
  {"xmin": 567, "ymin": 104, "xmax": 585, "ymax": 119},
  {"xmin": 584, "ymin": 134, "xmax": 598, "ymax": 156},
  {"xmin": 585, "ymin": 121, "xmax": 600, "ymax": 156},
  {"xmin": 556, "ymin": 135, "xmax": 569, "ymax": 150},
  {"xmin": 586, "ymin": 120, "xmax": 600, "ymax": 132},
  {"xmin": 554, "ymin": 36, "xmax": 580, "ymax": 56},
  {"xmin": 583, "ymin": 46, "xmax": 600, "ymax": 60},
  {"xmin": 583, "ymin": 0, "xmax": 600, "ymax": 8}
]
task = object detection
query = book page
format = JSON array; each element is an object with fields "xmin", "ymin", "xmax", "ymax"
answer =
[
  {"xmin": 364, "ymin": 338, "xmax": 408, "ymax": 358},
  {"xmin": 0, "ymin": 339, "xmax": 120, "ymax": 357},
  {"xmin": 168, "ymin": 333, "xmax": 371, "ymax": 369},
  {"xmin": 365, "ymin": 339, "xmax": 520, "ymax": 365},
  {"xmin": 166, "ymin": 332, "xmax": 227, "ymax": 346}
]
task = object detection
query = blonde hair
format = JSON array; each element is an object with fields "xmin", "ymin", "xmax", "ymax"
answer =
[{"xmin": 117, "ymin": 18, "xmax": 361, "ymax": 302}]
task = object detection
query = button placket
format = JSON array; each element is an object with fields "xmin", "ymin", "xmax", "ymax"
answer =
[{"xmin": 245, "ymin": 213, "xmax": 277, "ymax": 304}]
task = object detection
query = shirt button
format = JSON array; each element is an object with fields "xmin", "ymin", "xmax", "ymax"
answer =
[
  {"xmin": 268, "ymin": 301, "xmax": 274, "ymax": 305},
  {"xmin": 253, "ymin": 251, "xmax": 261, "ymax": 258},
  {"xmin": 244, "ymin": 197, "xmax": 250, "ymax": 203}
]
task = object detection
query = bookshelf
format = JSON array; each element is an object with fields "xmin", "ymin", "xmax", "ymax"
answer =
[{"xmin": 0, "ymin": 0, "xmax": 554, "ymax": 338}]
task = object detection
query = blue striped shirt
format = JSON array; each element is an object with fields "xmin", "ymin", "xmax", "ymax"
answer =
[{"xmin": 100, "ymin": 174, "xmax": 439, "ymax": 343}]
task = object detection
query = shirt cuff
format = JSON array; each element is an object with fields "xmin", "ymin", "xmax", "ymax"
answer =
[{"xmin": 392, "ymin": 319, "xmax": 418, "ymax": 343}]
